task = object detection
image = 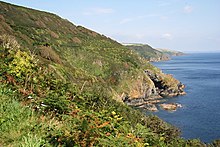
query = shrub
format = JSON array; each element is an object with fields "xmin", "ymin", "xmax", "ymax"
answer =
[
  {"xmin": 39, "ymin": 46, "xmax": 62, "ymax": 64},
  {"xmin": 0, "ymin": 34, "xmax": 20, "ymax": 50},
  {"xmin": 8, "ymin": 50, "xmax": 37, "ymax": 79},
  {"xmin": 42, "ymin": 92, "xmax": 70, "ymax": 114}
]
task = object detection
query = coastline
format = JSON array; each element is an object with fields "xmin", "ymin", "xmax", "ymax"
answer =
[
  {"xmin": 150, "ymin": 53, "xmax": 220, "ymax": 143},
  {"xmin": 124, "ymin": 54, "xmax": 186, "ymax": 112}
]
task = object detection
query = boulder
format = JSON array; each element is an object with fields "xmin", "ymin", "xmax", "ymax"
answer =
[
  {"xmin": 160, "ymin": 103, "xmax": 182, "ymax": 111},
  {"xmin": 139, "ymin": 104, "xmax": 158, "ymax": 112}
]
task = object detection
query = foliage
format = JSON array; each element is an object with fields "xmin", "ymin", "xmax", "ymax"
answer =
[
  {"xmin": 126, "ymin": 44, "xmax": 169, "ymax": 61},
  {"xmin": 0, "ymin": 34, "xmax": 20, "ymax": 50},
  {"xmin": 43, "ymin": 92, "xmax": 70, "ymax": 114},
  {"xmin": 0, "ymin": 35, "xmax": 200, "ymax": 146},
  {"xmin": 0, "ymin": 2, "xmax": 216, "ymax": 146},
  {"xmin": 8, "ymin": 50, "xmax": 37, "ymax": 78},
  {"xmin": 126, "ymin": 44, "xmax": 184, "ymax": 62}
]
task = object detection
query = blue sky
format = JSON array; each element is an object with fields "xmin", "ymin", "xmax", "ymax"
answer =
[{"xmin": 1, "ymin": 0, "xmax": 220, "ymax": 52}]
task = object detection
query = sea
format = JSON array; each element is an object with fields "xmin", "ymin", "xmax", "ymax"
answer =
[{"xmin": 151, "ymin": 53, "xmax": 220, "ymax": 143}]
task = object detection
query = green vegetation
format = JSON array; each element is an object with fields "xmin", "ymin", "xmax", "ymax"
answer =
[
  {"xmin": 156, "ymin": 48, "xmax": 185, "ymax": 57},
  {"xmin": 125, "ymin": 44, "xmax": 170, "ymax": 61},
  {"xmin": 0, "ymin": 1, "xmax": 155, "ymax": 99},
  {"xmin": 0, "ymin": 1, "xmax": 218, "ymax": 146},
  {"xmin": 0, "ymin": 34, "xmax": 208, "ymax": 147},
  {"xmin": 126, "ymin": 44, "xmax": 184, "ymax": 62}
]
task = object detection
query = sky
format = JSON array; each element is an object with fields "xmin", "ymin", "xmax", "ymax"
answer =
[{"xmin": 1, "ymin": 0, "xmax": 220, "ymax": 52}]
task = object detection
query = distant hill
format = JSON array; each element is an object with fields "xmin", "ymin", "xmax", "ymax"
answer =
[
  {"xmin": 124, "ymin": 43, "xmax": 184, "ymax": 62},
  {"xmin": 155, "ymin": 48, "xmax": 185, "ymax": 57},
  {"xmin": 124, "ymin": 43, "xmax": 170, "ymax": 61}
]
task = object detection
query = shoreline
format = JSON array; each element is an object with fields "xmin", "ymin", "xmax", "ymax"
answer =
[
  {"xmin": 124, "ymin": 70, "xmax": 186, "ymax": 112},
  {"xmin": 124, "ymin": 54, "xmax": 186, "ymax": 112}
]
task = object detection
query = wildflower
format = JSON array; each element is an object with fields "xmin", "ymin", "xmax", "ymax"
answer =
[
  {"xmin": 111, "ymin": 111, "xmax": 116, "ymax": 115},
  {"xmin": 41, "ymin": 103, "xmax": 47, "ymax": 107},
  {"xmin": 27, "ymin": 95, "xmax": 32, "ymax": 99}
]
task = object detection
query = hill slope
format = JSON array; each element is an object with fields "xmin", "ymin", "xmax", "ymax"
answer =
[
  {"xmin": 125, "ymin": 43, "xmax": 184, "ymax": 62},
  {"xmin": 1, "ymin": 1, "xmax": 214, "ymax": 146},
  {"xmin": 125, "ymin": 43, "xmax": 170, "ymax": 61},
  {"xmin": 0, "ymin": 1, "xmax": 184, "ymax": 101},
  {"xmin": 156, "ymin": 48, "xmax": 185, "ymax": 57}
]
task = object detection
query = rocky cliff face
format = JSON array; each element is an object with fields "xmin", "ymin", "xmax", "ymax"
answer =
[
  {"xmin": 144, "ymin": 70, "xmax": 185, "ymax": 97},
  {"xmin": 121, "ymin": 44, "xmax": 186, "ymax": 111},
  {"xmin": 124, "ymin": 69, "xmax": 186, "ymax": 111}
]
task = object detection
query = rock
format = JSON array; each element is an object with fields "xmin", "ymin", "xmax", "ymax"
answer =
[
  {"xmin": 144, "ymin": 95, "xmax": 162, "ymax": 101},
  {"xmin": 139, "ymin": 104, "xmax": 158, "ymax": 112},
  {"xmin": 144, "ymin": 69, "xmax": 186, "ymax": 98},
  {"xmin": 179, "ymin": 91, "xmax": 186, "ymax": 95},
  {"xmin": 148, "ymin": 100, "xmax": 162, "ymax": 104},
  {"xmin": 123, "ymin": 70, "xmax": 186, "ymax": 112},
  {"xmin": 125, "ymin": 98, "xmax": 144, "ymax": 107},
  {"xmin": 147, "ymin": 104, "xmax": 158, "ymax": 111},
  {"xmin": 178, "ymin": 82, "xmax": 185, "ymax": 89},
  {"xmin": 160, "ymin": 103, "xmax": 182, "ymax": 111}
]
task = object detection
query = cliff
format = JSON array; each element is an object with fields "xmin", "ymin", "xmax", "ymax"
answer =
[{"xmin": 1, "ymin": 1, "xmax": 211, "ymax": 146}]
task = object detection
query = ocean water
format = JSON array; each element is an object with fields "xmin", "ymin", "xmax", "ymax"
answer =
[{"xmin": 151, "ymin": 53, "xmax": 220, "ymax": 143}]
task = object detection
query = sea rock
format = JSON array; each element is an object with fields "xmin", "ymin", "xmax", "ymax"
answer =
[
  {"xmin": 125, "ymin": 98, "xmax": 144, "ymax": 107},
  {"xmin": 160, "ymin": 103, "xmax": 182, "ymax": 111},
  {"xmin": 139, "ymin": 104, "xmax": 158, "ymax": 112}
]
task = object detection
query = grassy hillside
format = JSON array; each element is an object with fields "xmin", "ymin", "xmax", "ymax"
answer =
[
  {"xmin": 156, "ymin": 48, "xmax": 185, "ymax": 56},
  {"xmin": 125, "ymin": 44, "xmax": 184, "ymax": 62},
  {"xmin": 0, "ymin": 1, "xmax": 152, "ymax": 100},
  {"xmin": 125, "ymin": 44, "xmax": 170, "ymax": 61},
  {"xmin": 0, "ymin": 1, "xmax": 186, "ymax": 101},
  {"xmin": 0, "ymin": 32, "xmax": 210, "ymax": 147},
  {"xmin": 0, "ymin": 1, "xmax": 217, "ymax": 146}
]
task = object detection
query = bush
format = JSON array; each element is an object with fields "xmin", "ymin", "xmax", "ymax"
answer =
[
  {"xmin": 39, "ymin": 46, "xmax": 62, "ymax": 64},
  {"xmin": 0, "ymin": 34, "xmax": 20, "ymax": 50},
  {"xmin": 43, "ymin": 92, "xmax": 70, "ymax": 114},
  {"xmin": 8, "ymin": 50, "xmax": 37, "ymax": 79}
]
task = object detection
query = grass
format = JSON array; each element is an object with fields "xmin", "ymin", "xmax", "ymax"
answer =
[
  {"xmin": 0, "ymin": 1, "xmax": 218, "ymax": 146},
  {"xmin": 0, "ymin": 85, "xmax": 48, "ymax": 146}
]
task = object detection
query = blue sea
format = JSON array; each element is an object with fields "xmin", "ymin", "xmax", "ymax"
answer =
[{"xmin": 151, "ymin": 53, "xmax": 220, "ymax": 143}]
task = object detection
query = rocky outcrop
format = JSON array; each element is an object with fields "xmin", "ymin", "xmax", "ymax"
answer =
[
  {"xmin": 160, "ymin": 103, "xmax": 182, "ymax": 111},
  {"xmin": 139, "ymin": 104, "xmax": 158, "ymax": 111},
  {"xmin": 124, "ymin": 69, "xmax": 186, "ymax": 111},
  {"xmin": 144, "ymin": 70, "xmax": 186, "ymax": 97},
  {"xmin": 149, "ymin": 55, "xmax": 170, "ymax": 62}
]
